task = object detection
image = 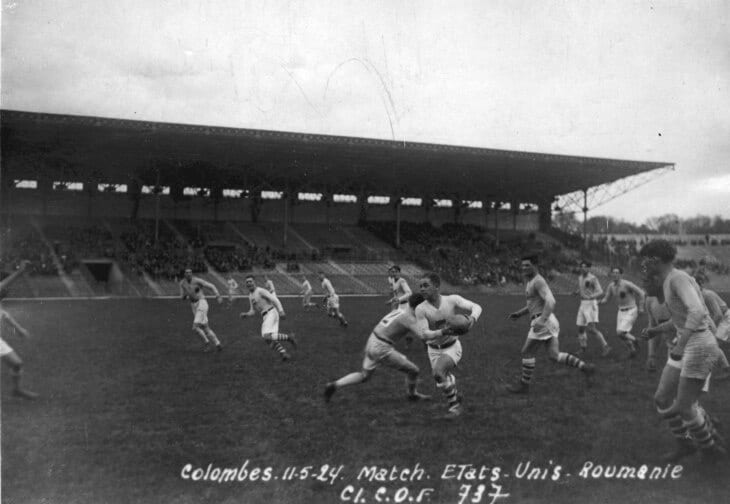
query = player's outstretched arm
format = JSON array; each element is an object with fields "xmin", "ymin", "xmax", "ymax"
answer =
[
  {"xmin": 198, "ymin": 279, "xmax": 223, "ymax": 303},
  {"xmin": 240, "ymin": 296, "xmax": 257, "ymax": 319},
  {"xmin": 508, "ymin": 305, "xmax": 529, "ymax": 320}
]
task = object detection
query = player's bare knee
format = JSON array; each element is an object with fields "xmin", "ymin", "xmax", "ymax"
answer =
[
  {"xmin": 432, "ymin": 368, "xmax": 447, "ymax": 382},
  {"xmin": 401, "ymin": 362, "xmax": 419, "ymax": 377},
  {"xmin": 360, "ymin": 369, "xmax": 373, "ymax": 382}
]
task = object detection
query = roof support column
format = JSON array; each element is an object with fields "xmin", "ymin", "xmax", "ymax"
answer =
[
  {"xmin": 395, "ymin": 197, "xmax": 401, "ymax": 248},
  {"xmin": 582, "ymin": 189, "xmax": 588, "ymax": 252},
  {"xmin": 494, "ymin": 201, "xmax": 500, "ymax": 246},
  {"xmin": 154, "ymin": 169, "xmax": 161, "ymax": 246},
  {"xmin": 537, "ymin": 198, "xmax": 552, "ymax": 232},
  {"xmin": 283, "ymin": 190, "xmax": 289, "ymax": 248}
]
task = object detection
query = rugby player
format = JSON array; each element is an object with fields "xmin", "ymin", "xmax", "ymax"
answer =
[
  {"xmin": 414, "ymin": 272, "xmax": 482, "ymax": 417},
  {"xmin": 324, "ymin": 293, "xmax": 430, "ymax": 402},
  {"xmin": 179, "ymin": 268, "xmax": 223, "ymax": 352},
  {"xmin": 299, "ymin": 275, "xmax": 317, "ymax": 310},
  {"xmin": 640, "ymin": 240, "xmax": 728, "ymax": 461},
  {"xmin": 573, "ymin": 261, "xmax": 611, "ymax": 357},
  {"xmin": 319, "ymin": 272, "xmax": 348, "ymax": 327},
  {"xmin": 226, "ymin": 275, "xmax": 239, "ymax": 308},
  {"xmin": 507, "ymin": 254, "xmax": 595, "ymax": 394},
  {"xmin": 641, "ymin": 295, "xmax": 718, "ymax": 461},
  {"xmin": 599, "ymin": 267, "xmax": 645, "ymax": 358},
  {"xmin": 241, "ymin": 275, "xmax": 297, "ymax": 361},
  {"xmin": 386, "ymin": 265, "xmax": 414, "ymax": 346},
  {"xmin": 0, "ymin": 260, "xmax": 38, "ymax": 399}
]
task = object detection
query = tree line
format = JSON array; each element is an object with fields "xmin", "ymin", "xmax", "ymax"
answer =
[{"xmin": 553, "ymin": 214, "xmax": 730, "ymax": 235}]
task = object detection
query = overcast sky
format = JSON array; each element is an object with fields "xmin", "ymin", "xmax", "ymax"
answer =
[{"xmin": 2, "ymin": 0, "xmax": 728, "ymax": 223}]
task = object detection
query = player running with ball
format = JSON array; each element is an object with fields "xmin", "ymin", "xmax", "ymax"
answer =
[{"xmin": 414, "ymin": 272, "xmax": 482, "ymax": 418}]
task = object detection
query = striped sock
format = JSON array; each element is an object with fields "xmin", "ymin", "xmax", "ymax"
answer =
[
  {"xmin": 695, "ymin": 404, "xmax": 721, "ymax": 442},
  {"xmin": 657, "ymin": 405, "xmax": 690, "ymax": 441},
  {"xmin": 685, "ymin": 413, "xmax": 716, "ymax": 449},
  {"xmin": 270, "ymin": 333, "xmax": 290, "ymax": 341},
  {"xmin": 437, "ymin": 374, "xmax": 459, "ymax": 406},
  {"xmin": 269, "ymin": 341, "xmax": 288, "ymax": 358},
  {"xmin": 521, "ymin": 358, "xmax": 536, "ymax": 385},
  {"xmin": 558, "ymin": 352, "xmax": 586, "ymax": 370}
]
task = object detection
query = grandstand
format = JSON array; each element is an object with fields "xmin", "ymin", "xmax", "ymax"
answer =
[{"xmin": 1, "ymin": 109, "xmax": 676, "ymax": 298}]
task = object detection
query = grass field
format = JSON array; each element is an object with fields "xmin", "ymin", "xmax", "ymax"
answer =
[{"xmin": 2, "ymin": 293, "xmax": 729, "ymax": 504}]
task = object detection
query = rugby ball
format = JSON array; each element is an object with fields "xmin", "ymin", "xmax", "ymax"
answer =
[{"xmin": 446, "ymin": 314, "xmax": 472, "ymax": 335}]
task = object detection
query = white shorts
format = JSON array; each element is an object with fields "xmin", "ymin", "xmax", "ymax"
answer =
[
  {"xmin": 664, "ymin": 357, "xmax": 710, "ymax": 392},
  {"xmin": 0, "ymin": 337, "xmax": 13, "ymax": 357},
  {"xmin": 261, "ymin": 308, "xmax": 280, "ymax": 336},
  {"xmin": 327, "ymin": 295, "xmax": 340, "ymax": 310},
  {"xmin": 427, "ymin": 339, "xmax": 463, "ymax": 369},
  {"xmin": 715, "ymin": 310, "xmax": 730, "ymax": 342},
  {"xmin": 576, "ymin": 300, "xmax": 599, "ymax": 326},
  {"xmin": 528, "ymin": 314, "xmax": 560, "ymax": 341},
  {"xmin": 680, "ymin": 330, "xmax": 729, "ymax": 379},
  {"xmin": 362, "ymin": 333, "xmax": 412, "ymax": 372},
  {"xmin": 191, "ymin": 299, "xmax": 209, "ymax": 326},
  {"xmin": 616, "ymin": 306, "xmax": 638, "ymax": 333}
]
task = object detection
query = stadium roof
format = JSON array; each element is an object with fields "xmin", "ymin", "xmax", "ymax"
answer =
[{"xmin": 1, "ymin": 110, "xmax": 673, "ymax": 203}]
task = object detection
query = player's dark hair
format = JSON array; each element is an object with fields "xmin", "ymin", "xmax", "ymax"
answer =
[
  {"xmin": 245, "ymin": 275, "xmax": 255, "ymax": 281},
  {"xmin": 639, "ymin": 240, "xmax": 676, "ymax": 263},
  {"xmin": 611, "ymin": 266, "xmax": 623, "ymax": 274},
  {"xmin": 389, "ymin": 265, "xmax": 401, "ymax": 273},
  {"xmin": 580, "ymin": 260, "xmax": 591, "ymax": 268},
  {"xmin": 421, "ymin": 272, "xmax": 441, "ymax": 287},
  {"xmin": 408, "ymin": 293, "xmax": 425, "ymax": 308},
  {"xmin": 521, "ymin": 254, "xmax": 539, "ymax": 265}
]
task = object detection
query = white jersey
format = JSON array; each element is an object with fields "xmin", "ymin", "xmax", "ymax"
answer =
[
  {"xmin": 321, "ymin": 278, "xmax": 336, "ymax": 297},
  {"xmin": 391, "ymin": 277, "xmax": 412, "ymax": 304},
  {"xmin": 301, "ymin": 279, "xmax": 312, "ymax": 294},
  {"xmin": 578, "ymin": 273, "xmax": 602, "ymax": 301},
  {"xmin": 248, "ymin": 287, "xmax": 283, "ymax": 315},
  {"xmin": 180, "ymin": 277, "xmax": 217, "ymax": 302},
  {"xmin": 415, "ymin": 294, "xmax": 482, "ymax": 347}
]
